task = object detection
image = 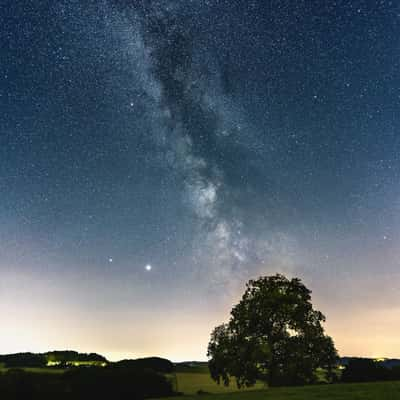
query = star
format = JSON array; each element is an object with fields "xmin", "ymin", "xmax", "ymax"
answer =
[{"xmin": 145, "ymin": 264, "xmax": 152, "ymax": 271}]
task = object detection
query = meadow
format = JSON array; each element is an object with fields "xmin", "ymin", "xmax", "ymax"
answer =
[
  {"xmin": 174, "ymin": 363, "xmax": 265, "ymax": 394},
  {"xmin": 166, "ymin": 381, "xmax": 400, "ymax": 400},
  {"xmin": 171, "ymin": 364, "xmax": 400, "ymax": 399}
]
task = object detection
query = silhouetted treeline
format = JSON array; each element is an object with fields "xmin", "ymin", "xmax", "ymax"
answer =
[
  {"xmin": 0, "ymin": 353, "xmax": 46, "ymax": 368},
  {"xmin": 0, "ymin": 351, "xmax": 106, "ymax": 368},
  {"xmin": 46, "ymin": 351, "xmax": 107, "ymax": 363},
  {"xmin": 342, "ymin": 358, "xmax": 400, "ymax": 383},
  {"xmin": 115, "ymin": 357, "xmax": 174, "ymax": 373},
  {"xmin": 340, "ymin": 357, "xmax": 400, "ymax": 369},
  {"xmin": 0, "ymin": 366, "xmax": 174, "ymax": 400}
]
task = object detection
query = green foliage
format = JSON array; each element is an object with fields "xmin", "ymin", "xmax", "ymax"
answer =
[{"xmin": 208, "ymin": 274, "xmax": 338, "ymax": 387}]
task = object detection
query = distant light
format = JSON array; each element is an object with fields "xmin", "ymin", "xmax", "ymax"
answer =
[
  {"xmin": 109, "ymin": 258, "xmax": 113, "ymax": 263},
  {"xmin": 145, "ymin": 264, "xmax": 152, "ymax": 271}
]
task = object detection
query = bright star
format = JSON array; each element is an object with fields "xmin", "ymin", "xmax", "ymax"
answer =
[{"xmin": 145, "ymin": 264, "xmax": 152, "ymax": 271}]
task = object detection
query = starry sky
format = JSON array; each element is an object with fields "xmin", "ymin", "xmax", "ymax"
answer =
[{"xmin": 1, "ymin": 0, "xmax": 400, "ymax": 361}]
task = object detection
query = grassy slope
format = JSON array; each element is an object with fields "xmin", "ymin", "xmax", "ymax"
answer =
[{"xmin": 165, "ymin": 381, "xmax": 400, "ymax": 400}]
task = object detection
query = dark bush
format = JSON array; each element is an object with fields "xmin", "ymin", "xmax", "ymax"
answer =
[
  {"xmin": 0, "ymin": 366, "xmax": 174, "ymax": 400},
  {"xmin": 389, "ymin": 366, "xmax": 400, "ymax": 380},
  {"xmin": 0, "ymin": 369, "xmax": 64, "ymax": 400},
  {"xmin": 65, "ymin": 366, "xmax": 174, "ymax": 399},
  {"xmin": 342, "ymin": 359, "xmax": 391, "ymax": 383}
]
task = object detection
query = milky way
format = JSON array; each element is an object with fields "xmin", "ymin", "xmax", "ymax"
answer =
[{"xmin": 1, "ymin": 0, "xmax": 400, "ymax": 360}]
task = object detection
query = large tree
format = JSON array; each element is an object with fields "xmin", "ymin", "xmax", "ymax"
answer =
[{"xmin": 207, "ymin": 274, "xmax": 338, "ymax": 387}]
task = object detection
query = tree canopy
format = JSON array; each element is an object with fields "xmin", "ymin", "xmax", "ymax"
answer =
[{"xmin": 207, "ymin": 274, "xmax": 338, "ymax": 387}]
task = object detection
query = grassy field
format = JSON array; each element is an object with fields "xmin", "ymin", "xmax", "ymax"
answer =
[
  {"xmin": 164, "ymin": 381, "xmax": 400, "ymax": 400},
  {"xmin": 175, "ymin": 372, "xmax": 266, "ymax": 395},
  {"xmin": 171, "ymin": 364, "xmax": 400, "ymax": 399},
  {"xmin": 174, "ymin": 363, "xmax": 265, "ymax": 395}
]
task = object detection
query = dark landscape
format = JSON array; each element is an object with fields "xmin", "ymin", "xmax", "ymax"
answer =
[{"xmin": 3, "ymin": 350, "xmax": 400, "ymax": 399}]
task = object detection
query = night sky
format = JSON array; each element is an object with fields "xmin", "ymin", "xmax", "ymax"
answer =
[{"xmin": 1, "ymin": 0, "xmax": 400, "ymax": 361}]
